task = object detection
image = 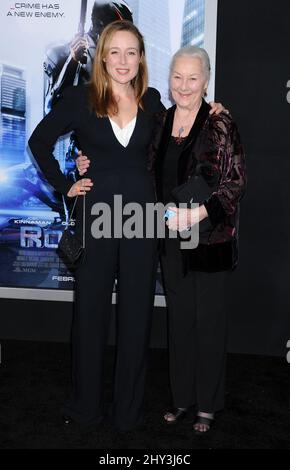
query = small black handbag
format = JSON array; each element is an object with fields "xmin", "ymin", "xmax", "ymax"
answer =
[
  {"xmin": 171, "ymin": 174, "xmax": 212, "ymax": 205},
  {"xmin": 57, "ymin": 195, "xmax": 85, "ymax": 270},
  {"xmin": 171, "ymin": 174, "xmax": 214, "ymax": 236}
]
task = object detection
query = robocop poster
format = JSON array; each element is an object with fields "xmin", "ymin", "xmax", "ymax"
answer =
[{"xmin": 0, "ymin": 0, "xmax": 217, "ymax": 301}]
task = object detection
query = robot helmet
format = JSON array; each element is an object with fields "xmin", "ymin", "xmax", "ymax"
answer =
[{"xmin": 90, "ymin": 1, "xmax": 133, "ymax": 40}]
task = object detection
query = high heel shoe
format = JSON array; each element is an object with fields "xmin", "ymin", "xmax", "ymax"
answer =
[
  {"xmin": 193, "ymin": 414, "xmax": 214, "ymax": 434},
  {"xmin": 163, "ymin": 407, "xmax": 188, "ymax": 424}
]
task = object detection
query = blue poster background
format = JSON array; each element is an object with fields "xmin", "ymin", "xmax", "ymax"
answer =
[{"xmin": 0, "ymin": 0, "xmax": 213, "ymax": 295}]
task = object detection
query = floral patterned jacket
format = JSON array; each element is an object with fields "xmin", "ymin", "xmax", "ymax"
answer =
[{"xmin": 147, "ymin": 99, "xmax": 247, "ymax": 271}]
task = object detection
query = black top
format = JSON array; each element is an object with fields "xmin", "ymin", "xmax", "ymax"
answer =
[
  {"xmin": 162, "ymin": 136, "xmax": 186, "ymax": 205},
  {"xmin": 162, "ymin": 132, "xmax": 236, "ymax": 273},
  {"xmin": 28, "ymin": 85, "xmax": 165, "ymax": 198}
]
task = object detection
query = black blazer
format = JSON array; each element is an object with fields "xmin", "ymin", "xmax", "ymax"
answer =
[{"xmin": 28, "ymin": 84, "xmax": 165, "ymax": 197}]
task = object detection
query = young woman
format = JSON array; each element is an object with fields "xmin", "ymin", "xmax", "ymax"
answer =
[{"xmin": 29, "ymin": 20, "xmax": 164, "ymax": 431}]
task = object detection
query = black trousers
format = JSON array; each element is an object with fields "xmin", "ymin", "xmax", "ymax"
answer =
[
  {"xmin": 63, "ymin": 233, "xmax": 157, "ymax": 430},
  {"xmin": 161, "ymin": 237, "xmax": 230, "ymax": 413}
]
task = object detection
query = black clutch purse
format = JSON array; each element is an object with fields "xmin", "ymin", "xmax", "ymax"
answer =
[
  {"xmin": 171, "ymin": 175, "xmax": 213, "ymax": 235},
  {"xmin": 57, "ymin": 195, "xmax": 85, "ymax": 270},
  {"xmin": 171, "ymin": 174, "xmax": 212, "ymax": 204}
]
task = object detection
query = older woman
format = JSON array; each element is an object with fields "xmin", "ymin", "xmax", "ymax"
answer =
[{"xmin": 149, "ymin": 46, "xmax": 246, "ymax": 433}]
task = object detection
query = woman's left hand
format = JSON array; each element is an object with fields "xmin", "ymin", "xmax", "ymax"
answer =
[
  {"xmin": 166, "ymin": 206, "xmax": 208, "ymax": 232},
  {"xmin": 166, "ymin": 207, "xmax": 198, "ymax": 232},
  {"xmin": 209, "ymin": 101, "xmax": 229, "ymax": 115},
  {"xmin": 76, "ymin": 150, "xmax": 90, "ymax": 175}
]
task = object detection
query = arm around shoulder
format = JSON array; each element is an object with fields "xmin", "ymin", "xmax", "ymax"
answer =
[{"xmin": 143, "ymin": 87, "xmax": 166, "ymax": 113}]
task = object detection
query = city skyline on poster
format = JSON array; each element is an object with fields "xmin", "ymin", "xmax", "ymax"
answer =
[{"xmin": 0, "ymin": 0, "xmax": 217, "ymax": 301}]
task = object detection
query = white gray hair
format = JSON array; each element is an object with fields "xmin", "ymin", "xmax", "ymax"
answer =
[{"xmin": 170, "ymin": 46, "xmax": 211, "ymax": 82}]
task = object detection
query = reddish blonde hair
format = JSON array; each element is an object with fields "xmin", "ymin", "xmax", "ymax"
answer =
[{"xmin": 89, "ymin": 20, "xmax": 148, "ymax": 117}]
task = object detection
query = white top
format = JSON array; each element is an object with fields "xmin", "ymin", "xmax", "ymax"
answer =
[{"xmin": 109, "ymin": 116, "xmax": 137, "ymax": 148}]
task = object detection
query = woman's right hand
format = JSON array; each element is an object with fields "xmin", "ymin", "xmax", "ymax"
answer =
[
  {"xmin": 67, "ymin": 178, "xmax": 93, "ymax": 198},
  {"xmin": 76, "ymin": 151, "xmax": 90, "ymax": 175}
]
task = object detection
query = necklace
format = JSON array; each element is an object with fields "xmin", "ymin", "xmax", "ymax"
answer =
[
  {"xmin": 175, "ymin": 101, "xmax": 202, "ymax": 138},
  {"xmin": 178, "ymin": 126, "xmax": 185, "ymax": 138},
  {"xmin": 174, "ymin": 126, "xmax": 187, "ymax": 145}
]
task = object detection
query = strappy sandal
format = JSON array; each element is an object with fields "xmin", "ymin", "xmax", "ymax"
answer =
[
  {"xmin": 193, "ymin": 415, "xmax": 214, "ymax": 434},
  {"xmin": 164, "ymin": 407, "xmax": 188, "ymax": 424}
]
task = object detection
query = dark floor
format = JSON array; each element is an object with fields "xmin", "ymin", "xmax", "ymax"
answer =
[{"xmin": 0, "ymin": 339, "xmax": 289, "ymax": 449}]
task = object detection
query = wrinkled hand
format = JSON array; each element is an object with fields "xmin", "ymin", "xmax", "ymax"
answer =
[
  {"xmin": 209, "ymin": 101, "xmax": 229, "ymax": 115},
  {"xmin": 70, "ymin": 34, "xmax": 89, "ymax": 64},
  {"xmin": 166, "ymin": 206, "xmax": 208, "ymax": 232},
  {"xmin": 166, "ymin": 207, "xmax": 198, "ymax": 232},
  {"xmin": 67, "ymin": 178, "xmax": 93, "ymax": 198},
  {"xmin": 76, "ymin": 151, "xmax": 90, "ymax": 176}
]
